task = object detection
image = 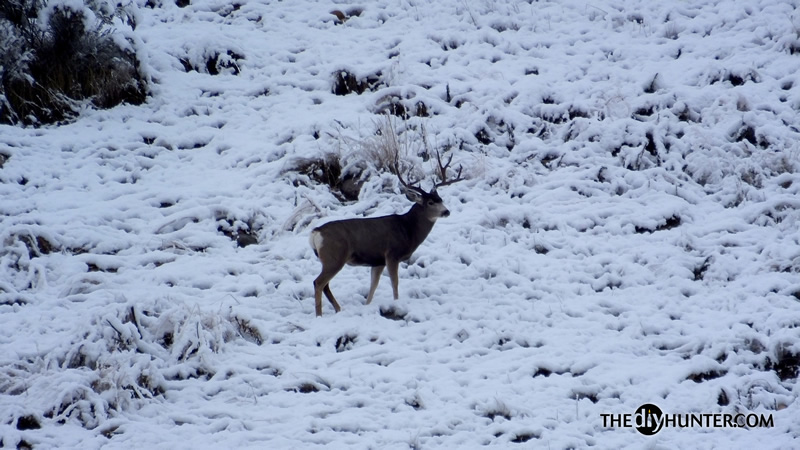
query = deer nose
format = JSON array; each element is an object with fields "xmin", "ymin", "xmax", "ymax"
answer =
[{"xmin": 441, "ymin": 209, "xmax": 450, "ymax": 217}]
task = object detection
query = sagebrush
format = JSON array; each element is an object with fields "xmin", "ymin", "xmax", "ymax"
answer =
[{"xmin": 0, "ymin": 0, "xmax": 147, "ymax": 125}]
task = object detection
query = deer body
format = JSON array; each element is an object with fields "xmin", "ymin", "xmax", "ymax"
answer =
[
  {"xmin": 310, "ymin": 189, "xmax": 450, "ymax": 316},
  {"xmin": 312, "ymin": 206, "xmax": 437, "ymax": 266},
  {"xmin": 309, "ymin": 150, "xmax": 464, "ymax": 316}
]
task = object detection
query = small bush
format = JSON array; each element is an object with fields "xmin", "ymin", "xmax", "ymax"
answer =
[
  {"xmin": 332, "ymin": 69, "xmax": 383, "ymax": 95},
  {"xmin": 287, "ymin": 153, "xmax": 365, "ymax": 201},
  {"xmin": 0, "ymin": 0, "xmax": 147, "ymax": 125},
  {"xmin": 358, "ymin": 115, "xmax": 425, "ymax": 179}
]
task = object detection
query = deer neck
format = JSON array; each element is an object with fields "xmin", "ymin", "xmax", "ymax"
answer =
[{"xmin": 402, "ymin": 204, "xmax": 436, "ymax": 247}]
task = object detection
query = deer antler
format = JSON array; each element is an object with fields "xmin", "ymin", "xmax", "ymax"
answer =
[
  {"xmin": 433, "ymin": 150, "xmax": 464, "ymax": 189},
  {"xmin": 391, "ymin": 154, "xmax": 426, "ymax": 195}
]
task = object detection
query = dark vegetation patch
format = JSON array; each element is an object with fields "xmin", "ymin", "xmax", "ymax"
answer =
[
  {"xmin": 693, "ymin": 256, "xmax": 711, "ymax": 281},
  {"xmin": 335, "ymin": 333, "xmax": 357, "ymax": 352},
  {"xmin": 766, "ymin": 346, "xmax": 800, "ymax": 381},
  {"xmin": 332, "ymin": 69, "xmax": 384, "ymax": 95},
  {"xmin": 644, "ymin": 131, "xmax": 658, "ymax": 156},
  {"xmin": 180, "ymin": 50, "xmax": 244, "ymax": 76},
  {"xmin": 535, "ymin": 105, "xmax": 590, "ymax": 125},
  {"xmin": 572, "ymin": 390, "xmax": 599, "ymax": 403},
  {"xmin": 707, "ymin": 69, "xmax": 757, "ymax": 87},
  {"xmin": 87, "ymin": 262, "xmax": 118, "ymax": 273},
  {"xmin": 160, "ymin": 331, "xmax": 174, "ymax": 348},
  {"xmin": 0, "ymin": 0, "xmax": 147, "ymax": 125},
  {"xmin": 16, "ymin": 415, "xmax": 41, "ymax": 430},
  {"xmin": 474, "ymin": 127, "xmax": 492, "ymax": 145},
  {"xmin": 533, "ymin": 244, "xmax": 550, "ymax": 255},
  {"xmin": 99, "ymin": 423, "xmax": 121, "ymax": 438},
  {"xmin": 143, "ymin": 0, "xmax": 191, "ymax": 8},
  {"xmin": 482, "ymin": 403, "xmax": 512, "ymax": 421},
  {"xmin": 733, "ymin": 124, "xmax": 770, "ymax": 149},
  {"xmin": 634, "ymin": 104, "xmax": 655, "ymax": 118},
  {"xmin": 405, "ymin": 394, "xmax": 423, "ymax": 410},
  {"xmin": 634, "ymin": 215, "xmax": 682, "ymax": 233},
  {"xmin": 0, "ymin": 295, "xmax": 29, "ymax": 306},
  {"xmin": 511, "ymin": 432, "xmax": 539, "ymax": 443},
  {"xmin": 717, "ymin": 389, "xmax": 730, "ymax": 406},
  {"xmin": 286, "ymin": 153, "xmax": 364, "ymax": 201},
  {"xmin": 539, "ymin": 152, "xmax": 562, "ymax": 167},
  {"xmin": 330, "ymin": 7, "xmax": 363, "ymax": 25},
  {"xmin": 644, "ymin": 73, "xmax": 660, "ymax": 94},
  {"xmin": 374, "ymin": 94, "xmax": 431, "ymax": 119},
  {"xmin": 232, "ymin": 316, "xmax": 263, "ymax": 345},
  {"xmin": 380, "ymin": 306, "xmax": 408, "ymax": 321},
  {"xmin": 686, "ymin": 369, "xmax": 726, "ymax": 383},
  {"xmin": 675, "ymin": 103, "xmax": 700, "ymax": 122},
  {"xmin": 217, "ymin": 216, "xmax": 259, "ymax": 248},
  {"xmin": 289, "ymin": 382, "xmax": 320, "ymax": 394},
  {"xmin": 789, "ymin": 40, "xmax": 800, "ymax": 55},
  {"xmin": 17, "ymin": 233, "xmax": 57, "ymax": 258},
  {"xmin": 532, "ymin": 366, "xmax": 573, "ymax": 377},
  {"xmin": 429, "ymin": 35, "xmax": 463, "ymax": 52}
]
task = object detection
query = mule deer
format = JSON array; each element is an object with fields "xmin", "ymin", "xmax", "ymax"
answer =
[{"xmin": 309, "ymin": 153, "xmax": 464, "ymax": 316}]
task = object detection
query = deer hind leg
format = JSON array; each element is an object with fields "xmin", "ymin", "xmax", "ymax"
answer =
[
  {"xmin": 386, "ymin": 259, "xmax": 400, "ymax": 300},
  {"xmin": 322, "ymin": 285, "xmax": 341, "ymax": 313},
  {"xmin": 313, "ymin": 260, "xmax": 345, "ymax": 316},
  {"xmin": 365, "ymin": 265, "xmax": 384, "ymax": 304}
]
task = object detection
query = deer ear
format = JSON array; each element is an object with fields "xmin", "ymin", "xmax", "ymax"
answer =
[{"xmin": 403, "ymin": 187, "xmax": 425, "ymax": 204}]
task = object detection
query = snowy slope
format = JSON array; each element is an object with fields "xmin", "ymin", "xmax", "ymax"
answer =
[{"xmin": 2, "ymin": 0, "xmax": 800, "ymax": 448}]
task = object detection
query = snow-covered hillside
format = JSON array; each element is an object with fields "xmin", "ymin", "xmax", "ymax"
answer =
[{"xmin": 2, "ymin": 0, "xmax": 800, "ymax": 447}]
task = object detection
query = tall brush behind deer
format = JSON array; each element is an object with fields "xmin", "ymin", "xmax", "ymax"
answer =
[{"xmin": 309, "ymin": 152, "xmax": 464, "ymax": 316}]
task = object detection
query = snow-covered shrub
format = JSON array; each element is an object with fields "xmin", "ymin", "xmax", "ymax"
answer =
[
  {"xmin": 285, "ymin": 152, "xmax": 366, "ymax": 202},
  {"xmin": 0, "ymin": 0, "xmax": 147, "ymax": 125},
  {"xmin": 358, "ymin": 115, "xmax": 423, "ymax": 177},
  {"xmin": 285, "ymin": 117, "xmax": 454, "ymax": 203},
  {"xmin": 332, "ymin": 69, "xmax": 384, "ymax": 95},
  {"xmin": 178, "ymin": 48, "xmax": 244, "ymax": 75},
  {"xmin": 0, "ymin": 301, "xmax": 262, "ymax": 433}
]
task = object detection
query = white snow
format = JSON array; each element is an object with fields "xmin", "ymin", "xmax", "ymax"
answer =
[{"xmin": 2, "ymin": 0, "xmax": 800, "ymax": 448}]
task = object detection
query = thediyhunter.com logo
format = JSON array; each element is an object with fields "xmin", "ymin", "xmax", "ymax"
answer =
[{"xmin": 601, "ymin": 403, "xmax": 774, "ymax": 435}]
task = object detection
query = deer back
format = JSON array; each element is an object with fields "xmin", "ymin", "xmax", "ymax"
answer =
[{"xmin": 313, "ymin": 202, "xmax": 438, "ymax": 266}]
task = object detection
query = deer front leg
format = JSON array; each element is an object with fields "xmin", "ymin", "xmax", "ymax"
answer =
[
  {"xmin": 366, "ymin": 265, "xmax": 384, "ymax": 304},
  {"xmin": 386, "ymin": 259, "xmax": 400, "ymax": 300}
]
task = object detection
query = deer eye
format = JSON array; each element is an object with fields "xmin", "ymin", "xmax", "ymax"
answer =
[{"xmin": 427, "ymin": 200, "xmax": 435, "ymax": 206}]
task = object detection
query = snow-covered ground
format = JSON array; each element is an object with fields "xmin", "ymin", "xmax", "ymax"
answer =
[{"xmin": 2, "ymin": 0, "xmax": 800, "ymax": 447}]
